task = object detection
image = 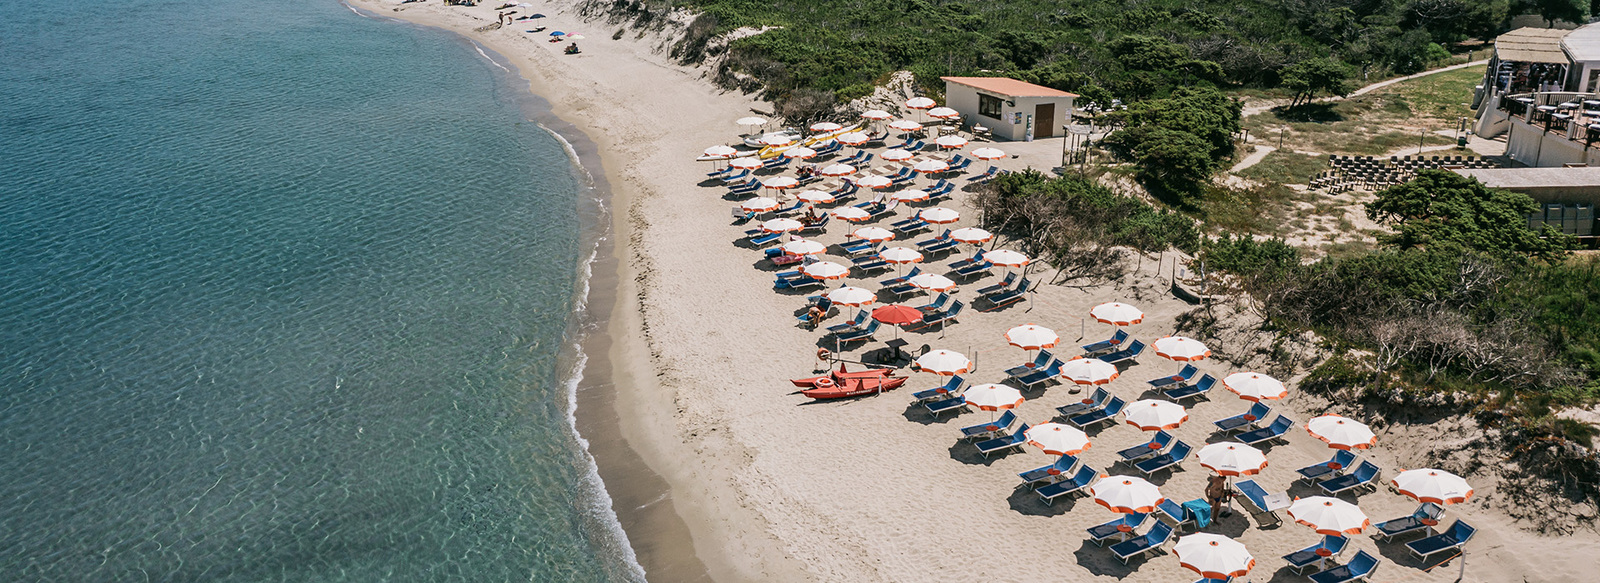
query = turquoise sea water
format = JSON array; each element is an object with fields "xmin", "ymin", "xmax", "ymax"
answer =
[{"xmin": 0, "ymin": 0, "xmax": 639, "ymax": 580}]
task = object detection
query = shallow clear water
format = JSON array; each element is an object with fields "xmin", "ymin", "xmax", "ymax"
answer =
[{"xmin": 0, "ymin": 0, "xmax": 635, "ymax": 580}]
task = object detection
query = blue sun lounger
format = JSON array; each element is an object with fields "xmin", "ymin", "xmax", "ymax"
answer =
[
  {"xmin": 924, "ymin": 394, "xmax": 966, "ymax": 417},
  {"xmin": 1318, "ymin": 460, "xmax": 1381, "ymax": 496},
  {"xmin": 947, "ymin": 250, "xmax": 985, "ymax": 271},
  {"xmin": 832, "ymin": 319, "xmax": 879, "ymax": 344},
  {"xmin": 1037, "ymin": 465, "xmax": 1097, "ymax": 504},
  {"xmin": 880, "ymin": 266, "xmax": 922, "ymax": 288},
  {"xmin": 914, "ymin": 292, "xmax": 949, "ymax": 315},
  {"xmin": 1156, "ymin": 498, "xmax": 1196, "ymax": 531},
  {"xmin": 774, "ymin": 273, "xmax": 824, "ymax": 291},
  {"xmin": 1109, "ymin": 520, "xmax": 1173, "ymax": 564},
  {"xmin": 1308, "ymin": 550, "xmax": 1381, "ymax": 583},
  {"xmin": 1020, "ymin": 454, "xmax": 1081, "ymax": 486},
  {"xmin": 1236, "ymin": 415, "xmax": 1294, "ymax": 447},
  {"xmin": 1164, "ymin": 374, "xmax": 1216, "ymax": 402},
  {"xmin": 851, "ymin": 255, "xmax": 892, "ymax": 274},
  {"xmin": 913, "ymin": 375, "xmax": 968, "ymax": 403},
  {"xmin": 1004, "ymin": 349, "xmax": 1052, "ymax": 378},
  {"xmin": 1089, "ymin": 513, "xmax": 1149, "ymax": 547},
  {"xmin": 959, "ymin": 409, "xmax": 1015, "ymax": 441},
  {"xmin": 974, "ymin": 423, "xmax": 1030, "ymax": 458},
  {"xmin": 1056, "ymin": 387, "xmax": 1108, "ymax": 418},
  {"xmin": 1373, "ymin": 503, "xmax": 1444, "ymax": 542},
  {"xmin": 1297, "ymin": 450, "xmax": 1358, "ymax": 484},
  {"xmin": 976, "ymin": 272, "xmax": 1018, "ymax": 297},
  {"xmin": 1098, "ymin": 340, "xmax": 1146, "ymax": 365},
  {"xmin": 920, "ymin": 236, "xmax": 960, "ymax": 255},
  {"xmin": 826, "ymin": 310, "xmax": 868, "ymax": 334},
  {"xmin": 1404, "ymin": 519, "xmax": 1474, "ymax": 562},
  {"xmin": 1134, "ymin": 440, "xmax": 1191, "ymax": 476},
  {"xmin": 915, "ymin": 300, "xmax": 963, "ymax": 329},
  {"xmin": 1069, "ymin": 396, "xmax": 1126, "ymax": 429},
  {"xmin": 1147, "ymin": 364, "xmax": 1198, "ymax": 389},
  {"xmin": 1234, "ymin": 479, "xmax": 1284, "ymax": 525},
  {"xmin": 1081, "ymin": 329, "xmax": 1129, "ymax": 356},
  {"xmin": 915, "ymin": 229, "xmax": 952, "ymax": 250},
  {"xmin": 1117, "ymin": 431, "xmax": 1174, "ymax": 464},
  {"xmin": 1214, "ymin": 402, "xmax": 1271, "ymax": 434},
  {"xmin": 967, "ymin": 165, "xmax": 999, "ymax": 182},
  {"xmin": 1284, "ymin": 535, "xmax": 1348, "ymax": 574},
  {"xmin": 978, "ymin": 277, "xmax": 1030, "ymax": 310},
  {"xmin": 1012, "ymin": 359, "xmax": 1063, "ymax": 389}
]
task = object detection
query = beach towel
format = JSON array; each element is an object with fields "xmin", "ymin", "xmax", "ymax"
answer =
[{"xmin": 1183, "ymin": 499, "xmax": 1212, "ymax": 529}]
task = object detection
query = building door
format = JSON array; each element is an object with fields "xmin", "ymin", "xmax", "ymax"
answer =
[{"xmin": 1034, "ymin": 103, "xmax": 1055, "ymax": 138}]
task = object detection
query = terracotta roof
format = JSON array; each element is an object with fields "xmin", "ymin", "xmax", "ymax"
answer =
[
  {"xmin": 1494, "ymin": 27, "xmax": 1570, "ymax": 64},
  {"xmin": 941, "ymin": 77, "xmax": 1077, "ymax": 98}
]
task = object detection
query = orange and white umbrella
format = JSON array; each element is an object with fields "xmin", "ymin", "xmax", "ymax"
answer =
[
  {"xmin": 1092, "ymin": 475, "xmax": 1165, "ymax": 514},
  {"xmin": 962, "ymin": 383, "xmax": 1024, "ymax": 411},
  {"xmin": 802, "ymin": 261, "xmax": 850, "ymax": 280},
  {"xmin": 1061, "ymin": 357, "xmax": 1119, "ymax": 386},
  {"xmin": 836, "ymin": 131, "xmax": 872, "ymax": 145},
  {"xmin": 761, "ymin": 176, "xmax": 799, "ymax": 190},
  {"xmin": 741, "ymin": 197, "xmax": 781, "ymax": 213},
  {"xmin": 935, "ymin": 135, "xmax": 969, "ymax": 149},
  {"xmin": 909, "ymin": 272, "xmax": 957, "ymax": 291},
  {"xmin": 761, "ymin": 134, "xmax": 794, "ymax": 146},
  {"xmin": 918, "ymin": 207, "xmax": 961, "ymax": 224},
  {"xmin": 809, "ymin": 121, "xmax": 843, "ymax": 132},
  {"xmin": 1223, "ymin": 372, "xmax": 1288, "ymax": 402},
  {"xmin": 1153, "ymin": 336, "xmax": 1211, "ymax": 361},
  {"xmin": 1025, "ymin": 423, "xmax": 1092, "ymax": 456},
  {"xmin": 1306, "ymin": 415, "xmax": 1376, "ymax": 450},
  {"xmin": 985, "ymin": 249, "xmax": 1030, "ymax": 267},
  {"xmin": 971, "ymin": 147, "xmax": 1007, "ymax": 160},
  {"xmin": 1287, "ymin": 497, "xmax": 1369, "ymax": 536},
  {"xmin": 892, "ymin": 189, "xmax": 930, "ymax": 202},
  {"xmin": 879, "ymin": 246, "xmax": 924, "ymax": 265},
  {"xmin": 781, "ymin": 238, "xmax": 826, "ymax": 256},
  {"xmin": 703, "ymin": 145, "xmax": 738, "ymax": 159},
  {"xmin": 905, "ymin": 97, "xmax": 936, "ymax": 110},
  {"xmin": 1196, "ymin": 442, "xmax": 1268, "ymax": 477},
  {"xmin": 796, "ymin": 190, "xmax": 836, "ymax": 204},
  {"xmin": 881, "ymin": 148, "xmax": 915, "ymax": 161},
  {"xmin": 851, "ymin": 226, "xmax": 895, "ymax": 243},
  {"xmin": 760, "ymin": 218, "xmax": 803, "ymax": 233},
  {"xmin": 782, "ymin": 147, "xmax": 818, "ymax": 159},
  {"xmin": 889, "ymin": 119, "xmax": 922, "ymax": 132},
  {"xmin": 913, "ymin": 349, "xmax": 972, "ymax": 376},
  {"xmin": 913, "ymin": 159, "xmax": 950, "ymax": 174},
  {"xmin": 855, "ymin": 175, "xmax": 894, "ymax": 189},
  {"xmin": 950, "ymin": 227, "xmax": 993, "ymax": 244},
  {"xmin": 819, "ymin": 163, "xmax": 856, "ymax": 177},
  {"xmin": 729, "ymin": 156, "xmax": 764, "ymax": 170},
  {"xmin": 1124, "ymin": 399, "xmax": 1189, "ymax": 431},
  {"xmin": 1006, "ymin": 324, "xmax": 1060, "ymax": 350},
  {"xmin": 860, "ymin": 109, "xmax": 895, "ymax": 121},
  {"xmin": 927, "ymin": 106, "xmax": 960, "ymax": 119},
  {"xmin": 831, "ymin": 207, "xmax": 871, "ymax": 222},
  {"xmin": 737, "ymin": 116, "xmax": 768, "ymax": 127},
  {"xmin": 1174, "ymin": 533, "xmax": 1255, "ymax": 581},
  {"xmin": 825, "ymin": 285, "xmax": 877, "ymax": 307},
  {"xmin": 1392, "ymin": 469, "xmax": 1474, "ymax": 505},
  {"xmin": 1090, "ymin": 302, "xmax": 1143, "ymax": 326}
]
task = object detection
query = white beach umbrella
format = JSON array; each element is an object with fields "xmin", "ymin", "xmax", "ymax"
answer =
[
  {"xmin": 1223, "ymin": 372, "xmax": 1288, "ymax": 402},
  {"xmin": 761, "ymin": 176, "xmax": 799, "ymax": 190},
  {"xmin": 1060, "ymin": 357, "xmax": 1119, "ymax": 386},
  {"xmin": 879, "ymin": 246, "xmax": 923, "ymax": 265},
  {"xmin": 889, "ymin": 119, "xmax": 923, "ymax": 132},
  {"xmin": 781, "ymin": 238, "xmax": 827, "ymax": 256},
  {"xmin": 1196, "ymin": 442, "xmax": 1269, "ymax": 477},
  {"xmin": 1174, "ymin": 534, "xmax": 1256, "ymax": 581},
  {"xmin": 861, "ymin": 109, "xmax": 895, "ymax": 120},
  {"xmin": 971, "ymin": 147, "xmax": 1007, "ymax": 160},
  {"xmin": 1287, "ymin": 496, "xmax": 1370, "ymax": 536},
  {"xmin": 935, "ymin": 135, "xmax": 969, "ymax": 149},
  {"xmin": 783, "ymin": 146, "xmax": 818, "ymax": 159},
  {"xmin": 851, "ymin": 226, "xmax": 896, "ymax": 243},
  {"xmin": 1153, "ymin": 336, "xmax": 1211, "ymax": 362},
  {"xmin": 1123, "ymin": 399, "xmax": 1189, "ymax": 431},
  {"xmin": 904, "ymin": 97, "xmax": 936, "ymax": 110},
  {"xmin": 796, "ymin": 190, "xmax": 836, "ymax": 204},
  {"xmin": 909, "ymin": 272, "xmax": 957, "ymax": 292},
  {"xmin": 984, "ymin": 249, "xmax": 1030, "ymax": 267},
  {"xmin": 912, "ymin": 159, "xmax": 950, "ymax": 174},
  {"xmin": 703, "ymin": 144, "xmax": 738, "ymax": 159},
  {"xmin": 1090, "ymin": 302, "xmax": 1144, "ymax": 326},
  {"xmin": 892, "ymin": 189, "xmax": 930, "ymax": 203},
  {"xmin": 802, "ymin": 261, "xmax": 850, "ymax": 280},
  {"xmin": 1392, "ymin": 469, "xmax": 1475, "ymax": 505},
  {"xmin": 825, "ymin": 285, "xmax": 877, "ymax": 307},
  {"xmin": 1306, "ymin": 415, "xmax": 1377, "ymax": 450},
  {"xmin": 759, "ymin": 217, "xmax": 803, "ymax": 233},
  {"xmin": 761, "ymin": 134, "xmax": 795, "ymax": 146},
  {"xmin": 741, "ymin": 197, "xmax": 781, "ymax": 213},
  {"xmin": 836, "ymin": 131, "xmax": 872, "ymax": 145},
  {"xmin": 809, "ymin": 121, "xmax": 843, "ymax": 133},
  {"xmin": 912, "ymin": 349, "xmax": 973, "ymax": 376},
  {"xmin": 962, "ymin": 383, "xmax": 1024, "ymax": 412},
  {"xmin": 1025, "ymin": 423, "xmax": 1092, "ymax": 456},
  {"xmin": 881, "ymin": 148, "xmax": 915, "ymax": 161},
  {"xmin": 729, "ymin": 156, "xmax": 764, "ymax": 170},
  {"xmin": 949, "ymin": 227, "xmax": 993, "ymax": 244},
  {"xmin": 927, "ymin": 106, "xmax": 960, "ymax": 119},
  {"xmin": 1092, "ymin": 475, "xmax": 1165, "ymax": 514},
  {"xmin": 737, "ymin": 116, "xmax": 768, "ymax": 127},
  {"xmin": 1005, "ymin": 324, "xmax": 1060, "ymax": 351},
  {"xmin": 855, "ymin": 175, "xmax": 894, "ymax": 189},
  {"xmin": 831, "ymin": 207, "xmax": 871, "ymax": 222},
  {"xmin": 819, "ymin": 163, "xmax": 857, "ymax": 177},
  {"xmin": 918, "ymin": 207, "xmax": 961, "ymax": 224}
]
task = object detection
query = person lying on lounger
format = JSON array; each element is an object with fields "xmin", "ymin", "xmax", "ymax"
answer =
[{"xmin": 564, "ymin": 43, "xmax": 581, "ymax": 54}]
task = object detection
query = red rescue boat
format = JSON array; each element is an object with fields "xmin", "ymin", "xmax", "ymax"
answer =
[{"xmin": 792, "ymin": 364, "xmax": 907, "ymax": 399}]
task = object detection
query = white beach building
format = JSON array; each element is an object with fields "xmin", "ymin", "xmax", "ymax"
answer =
[{"xmin": 940, "ymin": 77, "xmax": 1076, "ymax": 142}]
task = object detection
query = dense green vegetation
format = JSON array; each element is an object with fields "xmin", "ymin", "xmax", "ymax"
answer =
[{"xmin": 1100, "ymin": 87, "xmax": 1242, "ymax": 206}]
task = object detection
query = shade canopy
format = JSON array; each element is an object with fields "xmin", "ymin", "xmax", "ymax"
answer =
[
  {"xmin": 856, "ymin": 175, "xmax": 894, "ymax": 189},
  {"xmin": 1060, "ymin": 357, "xmax": 1119, "ymax": 385},
  {"xmin": 1196, "ymin": 442, "xmax": 1269, "ymax": 477},
  {"xmin": 729, "ymin": 156, "xmax": 764, "ymax": 170},
  {"xmin": 918, "ymin": 207, "xmax": 961, "ymax": 224},
  {"xmin": 781, "ymin": 238, "xmax": 826, "ymax": 256},
  {"xmin": 926, "ymin": 106, "xmax": 960, "ymax": 119},
  {"xmin": 934, "ymin": 135, "xmax": 969, "ymax": 149},
  {"xmin": 761, "ymin": 176, "xmax": 799, "ymax": 190},
  {"xmin": 909, "ymin": 272, "xmax": 957, "ymax": 291},
  {"xmin": 949, "ymin": 227, "xmax": 993, "ymax": 244},
  {"xmin": 851, "ymin": 226, "xmax": 895, "ymax": 242},
  {"xmin": 881, "ymin": 148, "xmax": 915, "ymax": 161},
  {"xmin": 796, "ymin": 190, "xmax": 835, "ymax": 204},
  {"xmin": 1025, "ymin": 423, "xmax": 1092, "ymax": 456},
  {"xmin": 912, "ymin": 159, "xmax": 950, "ymax": 173},
  {"xmin": 984, "ymin": 249, "xmax": 1029, "ymax": 267},
  {"xmin": 819, "ymin": 163, "xmax": 857, "ymax": 177},
  {"xmin": 912, "ymin": 349, "xmax": 972, "ymax": 376},
  {"xmin": 891, "ymin": 189, "xmax": 930, "ymax": 202},
  {"xmin": 970, "ymin": 147, "xmax": 1006, "ymax": 160},
  {"xmin": 1123, "ymin": 399, "xmax": 1189, "ymax": 431},
  {"xmin": 904, "ymin": 97, "xmax": 936, "ymax": 109},
  {"xmin": 860, "ymin": 109, "xmax": 895, "ymax": 120},
  {"xmin": 1153, "ymin": 336, "xmax": 1211, "ymax": 361},
  {"xmin": 962, "ymin": 384, "xmax": 1025, "ymax": 411},
  {"xmin": 831, "ymin": 206, "xmax": 871, "ymax": 221},
  {"xmin": 1287, "ymin": 496, "xmax": 1369, "ymax": 536},
  {"xmin": 801, "ymin": 261, "xmax": 850, "ymax": 280},
  {"xmin": 1005, "ymin": 324, "xmax": 1059, "ymax": 351},
  {"xmin": 703, "ymin": 145, "xmax": 738, "ymax": 158},
  {"xmin": 782, "ymin": 147, "xmax": 818, "ymax": 159},
  {"xmin": 836, "ymin": 131, "xmax": 872, "ymax": 145},
  {"xmin": 1173, "ymin": 533, "xmax": 1255, "ymax": 581},
  {"xmin": 809, "ymin": 121, "xmax": 843, "ymax": 132},
  {"xmin": 761, "ymin": 134, "xmax": 794, "ymax": 146},
  {"xmin": 1306, "ymin": 415, "xmax": 1376, "ymax": 450},
  {"xmin": 825, "ymin": 285, "xmax": 877, "ymax": 307},
  {"xmin": 871, "ymin": 304, "xmax": 924, "ymax": 326},
  {"xmin": 878, "ymin": 246, "xmax": 924, "ymax": 264},
  {"xmin": 736, "ymin": 116, "xmax": 768, "ymax": 126},
  {"xmin": 1091, "ymin": 475, "xmax": 1165, "ymax": 514},
  {"xmin": 1223, "ymin": 372, "xmax": 1288, "ymax": 402},
  {"xmin": 1090, "ymin": 302, "xmax": 1143, "ymax": 326},
  {"xmin": 760, "ymin": 218, "xmax": 803, "ymax": 233},
  {"xmin": 889, "ymin": 120, "xmax": 922, "ymax": 132},
  {"xmin": 1391, "ymin": 469, "xmax": 1474, "ymax": 505},
  {"xmin": 741, "ymin": 197, "xmax": 780, "ymax": 213}
]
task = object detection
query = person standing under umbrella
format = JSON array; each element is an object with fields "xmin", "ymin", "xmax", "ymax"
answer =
[{"xmin": 1206, "ymin": 475, "xmax": 1235, "ymax": 518}]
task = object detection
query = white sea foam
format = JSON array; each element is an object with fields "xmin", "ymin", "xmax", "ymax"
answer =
[{"xmin": 472, "ymin": 42, "xmax": 511, "ymax": 73}]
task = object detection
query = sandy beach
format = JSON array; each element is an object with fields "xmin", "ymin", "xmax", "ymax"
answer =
[{"xmin": 353, "ymin": 1, "xmax": 1599, "ymax": 580}]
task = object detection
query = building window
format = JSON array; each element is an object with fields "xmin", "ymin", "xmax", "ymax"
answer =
[{"xmin": 978, "ymin": 94, "xmax": 1004, "ymax": 119}]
